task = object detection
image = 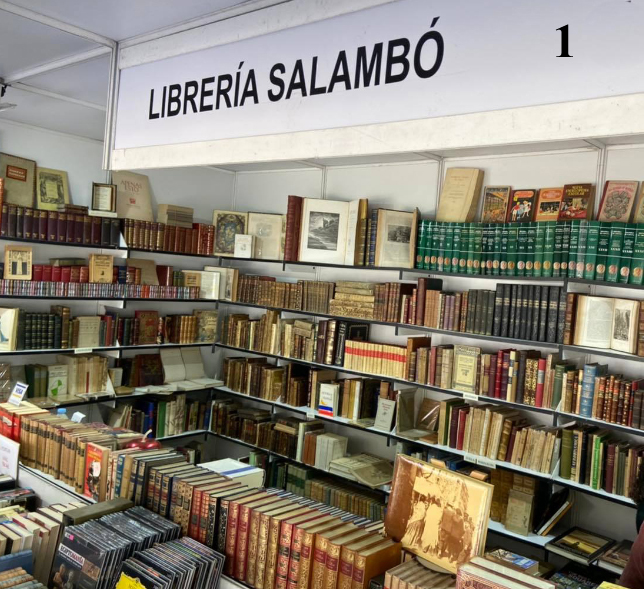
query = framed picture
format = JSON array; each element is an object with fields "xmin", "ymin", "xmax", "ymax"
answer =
[
  {"xmin": 36, "ymin": 167, "xmax": 70, "ymax": 211},
  {"xmin": 247, "ymin": 212, "xmax": 284, "ymax": 260},
  {"xmin": 0, "ymin": 153, "xmax": 36, "ymax": 208},
  {"xmin": 4, "ymin": 246, "xmax": 32, "ymax": 280},
  {"xmin": 298, "ymin": 198, "xmax": 350, "ymax": 265},
  {"xmin": 213, "ymin": 210, "xmax": 248, "ymax": 257},
  {"xmin": 92, "ymin": 182, "xmax": 117, "ymax": 213},
  {"xmin": 374, "ymin": 208, "xmax": 419, "ymax": 268}
]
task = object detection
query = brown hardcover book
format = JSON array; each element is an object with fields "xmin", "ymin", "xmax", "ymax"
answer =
[
  {"xmin": 224, "ymin": 491, "xmax": 268, "ymax": 575},
  {"xmin": 91, "ymin": 216, "xmax": 101, "ymax": 245},
  {"xmin": 336, "ymin": 535, "xmax": 383, "ymax": 589},
  {"xmin": 309, "ymin": 524, "xmax": 355, "ymax": 589},
  {"xmin": 287, "ymin": 515, "xmax": 337, "ymax": 589},
  {"xmin": 324, "ymin": 528, "xmax": 372, "ymax": 589},
  {"xmin": 296, "ymin": 519, "xmax": 346, "ymax": 589},
  {"xmin": 284, "ymin": 195, "xmax": 304, "ymax": 262},
  {"xmin": 351, "ymin": 540, "xmax": 402, "ymax": 589}
]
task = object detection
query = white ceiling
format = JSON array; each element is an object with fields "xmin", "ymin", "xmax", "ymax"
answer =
[{"xmin": 0, "ymin": 0, "xmax": 257, "ymax": 141}]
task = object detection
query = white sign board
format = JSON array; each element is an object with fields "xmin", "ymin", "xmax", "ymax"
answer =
[
  {"xmin": 0, "ymin": 436, "xmax": 19, "ymax": 480},
  {"xmin": 7, "ymin": 382, "xmax": 28, "ymax": 407},
  {"xmin": 115, "ymin": 0, "xmax": 644, "ymax": 150}
]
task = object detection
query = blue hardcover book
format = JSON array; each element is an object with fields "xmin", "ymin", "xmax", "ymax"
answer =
[{"xmin": 579, "ymin": 363, "xmax": 607, "ymax": 417}]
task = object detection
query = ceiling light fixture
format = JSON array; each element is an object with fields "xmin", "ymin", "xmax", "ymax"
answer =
[{"xmin": 0, "ymin": 80, "xmax": 17, "ymax": 112}]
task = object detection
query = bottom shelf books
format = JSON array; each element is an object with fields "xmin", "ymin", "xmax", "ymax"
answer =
[{"xmin": 0, "ymin": 566, "xmax": 45, "ymax": 589}]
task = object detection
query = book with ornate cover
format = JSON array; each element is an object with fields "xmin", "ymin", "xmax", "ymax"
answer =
[
  {"xmin": 336, "ymin": 535, "xmax": 384, "ymax": 589},
  {"xmin": 88, "ymin": 254, "xmax": 113, "ymax": 283},
  {"xmin": 323, "ymin": 529, "xmax": 371, "ymax": 589},
  {"xmin": 351, "ymin": 539, "xmax": 401, "ymax": 589},
  {"xmin": 457, "ymin": 557, "xmax": 555, "ymax": 589},
  {"xmin": 287, "ymin": 515, "xmax": 337, "ymax": 589},
  {"xmin": 598, "ymin": 181, "xmax": 639, "ymax": 223},
  {"xmin": 0, "ymin": 153, "xmax": 36, "ymax": 208},
  {"xmin": 213, "ymin": 210, "xmax": 249, "ymax": 257},
  {"xmin": 133, "ymin": 311, "xmax": 159, "ymax": 345},
  {"xmin": 507, "ymin": 190, "xmax": 537, "ymax": 223},
  {"xmin": 384, "ymin": 454, "xmax": 492, "ymax": 573},
  {"xmin": 559, "ymin": 184, "xmax": 595, "ymax": 221},
  {"xmin": 309, "ymin": 524, "xmax": 355, "ymax": 589},
  {"xmin": 297, "ymin": 519, "xmax": 346, "ymax": 589},
  {"xmin": 224, "ymin": 490, "xmax": 268, "ymax": 574},
  {"xmin": 481, "ymin": 186, "xmax": 511, "ymax": 223},
  {"xmin": 284, "ymin": 195, "xmax": 304, "ymax": 262},
  {"xmin": 535, "ymin": 187, "xmax": 564, "ymax": 222}
]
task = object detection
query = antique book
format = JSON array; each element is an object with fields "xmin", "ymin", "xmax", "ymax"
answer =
[
  {"xmin": 0, "ymin": 153, "xmax": 36, "ymax": 207},
  {"xmin": 298, "ymin": 199, "xmax": 350, "ymax": 266},
  {"xmin": 234, "ymin": 234, "xmax": 256, "ymax": 258},
  {"xmin": 481, "ymin": 186, "xmax": 511, "ymax": 223},
  {"xmin": 507, "ymin": 189, "xmax": 537, "ymax": 223},
  {"xmin": 351, "ymin": 539, "xmax": 402, "ymax": 589},
  {"xmin": 384, "ymin": 454, "xmax": 492, "ymax": 573},
  {"xmin": 504, "ymin": 488, "xmax": 533, "ymax": 536},
  {"xmin": 436, "ymin": 168, "xmax": 484, "ymax": 223},
  {"xmin": 113, "ymin": 170, "xmax": 154, "ymax": 221},
  {"xmin": 374, "ymin": 208, "xmax": 419, "ymax": 269},
  {"xmin": 633, "ymin": 183, "xmax": 644, "ymax": 223},
  {"xmin": 535, "ymin": 187, "xmax": 564, "ymax": 222},
  {"xmin": 546, "ymin": 526, "xmax": 615, "ymax": 565},
  {"xmin": 4, "ymin": 246, "xmax": 32, "ymax": 280},
  {"xmin": 457, "ymin": 558, "xmax": 555, "ymax": 589},
  {"xmin": 559, "ymin": 184, "xmax": 595, "ymax": 221},
  {"xmin": 597, "ymin": 539, "xmax": 632, "ymax": 574},
  {"xmin": 452, "ymin": 345, "xmax": 481, "ymax": 395},
  {"xmin": 88, "ymin": 254, "xmax": 113, "ymax": 283},
  {"xmin": 598, "ymin": 181, "xmax": 639, "ymax": 222},
  {"xmin": 213, "ymin": 210, "xmax": 249, "ymax": 257},
  {"xmin": 134, "ymin": 311, "xmax": 159, "ymax": 346},
  {"xmin": 157, "ymin": 204, "xmax": 193, "ymax": 227},
  {"xmin": 36, "ymin": 168, "xmax": 70, "ymax": 211},
  {"xmin": 248, "ymin": 212, "xmax": 285, "ymax": 260},
  {"xmin": 573, "ymin": 295, "xmax": 640, "ymax": 354}
]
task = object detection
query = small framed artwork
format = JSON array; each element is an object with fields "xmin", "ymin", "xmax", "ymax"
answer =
[
  {"xmin": 36, "ymin": 167, "xmax": 70, "ymax": 211},
  {"xmin": 92, "ymin": 182, "xmax": 117, "ymax": 213}
]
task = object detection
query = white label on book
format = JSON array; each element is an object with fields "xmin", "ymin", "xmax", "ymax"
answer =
[
  {"xmin": 476, "ymin": 456, "xmax": 496, "ymax": 469},
  {"xmin": 8, "ymin": 382, "xmax": 28, "ymax": 406},
  {"xmin": 462, "ymin": 392, "xmax": 479, "ymax": 402},
  {"xmin": 74, "ymin": 348, "xmax": 93, "ymax": 354},
  {"xmin": 464, "ymin": 453, "xmax": 477, "ymax": 464}
]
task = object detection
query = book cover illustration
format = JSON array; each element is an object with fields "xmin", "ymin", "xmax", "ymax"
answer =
[
  {"xmin": 213, "ymin": 211, "xmax": 248, "ymax": 256},
  {"xmin": 559, "ymin": 184, "xmax": 595, "ymax": 220},
  {"xmin": 598, "ymin": 180, "xmax": 639, "ymax": 222},
  {"xmin": 481, "ymin": 186, "xmax": 511, "ymax": 223},
  {"xmin": 51, "ymin": 528, "xmax": 109, "ymax": 589},
  {"xmin": 506, "ymin": 190, "xmax": 536, "ymax": 223},
  {"xmin": 534, "ymin": 187, "xmax": 564, "ymax": 222},
  {"xmin": 384, "ymin": 454, "xmax": 492, "ymax": 573},
  {"xmin": 36, "ymin": 167, "xmax": 70, "ymax": 211}
]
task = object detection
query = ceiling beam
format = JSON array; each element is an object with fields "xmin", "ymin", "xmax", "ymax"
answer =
[
  {"xmin": 0, "ymin": 0, "xmax": 116, "ymax": 48},
  {"xmin": 11, "ymin": 82, "xmax": 107, "ymax": 111},
  {"xmin": 4, "ymin": 46, "xmax": 111, "ymax": 84}
]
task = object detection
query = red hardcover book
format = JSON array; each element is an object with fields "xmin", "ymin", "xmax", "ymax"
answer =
[
  {"xmin": 47, "ymin": 211, "xmax": 58, "ymax": 242},
  {"xmin": 448, "ymin": 404, "xmax": 464, "ymax": 448},
  {"xmin": 61, "ymin": 267, "xmax": 72, "ymax": 283},
  {"xmin": 428, "ymin": 346, "xmax": 438, "ymax": 386},
  {"xmin": 456, "ymin": 407, "xmax": 470, "ymax": 451},
  {"xmin": 23, "ymin": 208, "xmax": 33, "ymax": 240},
  {"xmin": 487, "ymin": 352, "xmax": 498, "ymax": 398},
  {"xmin": 33, "ymin": 265, "xmax": 43, "ymax": 282},
  {"xmin": 57, "ymin": 212, "xmax": 67, "ymax": 242},
  {"xmin": 80, "ymin": 266, "xmax": 89, "ymax": 283},
  {"xmin": 91, "ymin": 216, "xmax": 102, "ymax": 245},
  {"xmin": 50, "ymin": 266, "xmax": 60, "ymax": 282},
  {"xmin": 70, "ymin": 266, "xmax": 81, "ymax": 283},
  {"xmin": 284, "ymin": 195, "xmax": 304, "ymax": 261},
  {"xmin": 74, "ymin": 214, "xmax": 84, "ymax": 244},
  {"xmin": 66, "ymin": 213, "xmax": 75, "ymax": 243},
  {"xmin": 156, "ymin": 265, "xmax": 173, "ymax": 286},
  {"xmin": 604, "ymin": 442, "xmax": 616, "ymax": 493},
  {"xmin": 82, "ymin": 216, "xmax": 92, "ymax": 244}
]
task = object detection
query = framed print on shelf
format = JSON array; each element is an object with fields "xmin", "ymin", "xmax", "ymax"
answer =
[
  {"xmin": 298, "ymin": 198, "xmax": 350, "ymax": 265},
  {"xmin": 247, "ymin": 212, "xmax": 285, "ymax": 260},
  {"xmin": 374, "ymin": 208, "xmax": 419, "ymax": 268},
  {"xmin": 92, "ymin": 182, "xmax": 117, "ymax": 213},
  {"xmin": 213, "ymin": 210, "xmax": 248, "ymax": 257},
  {"xmin": 36, "ymin": 167, "xmax": 70, "ymax": 211},
  {"xmin": 0, "ymin": 153, "xmax": 36, "ymax": 207}
]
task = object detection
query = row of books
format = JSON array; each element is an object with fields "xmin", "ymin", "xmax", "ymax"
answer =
[
  {"xmin": 22, "ymin": 355, "xmax": 108, "ymax": 398},
  {"xmin": 559, "ymin": 423, "xmax": 644, "ymax": 497},
  {"xmin": 386, "ymin": 559, "xmax": 454, "ymax": 589},
  {"xmin": 0, "ymin": 204, "xmax": 121, "ymax": 247},
  {"xmin": 0, "ymin": 278, "xmax": 200, "ymax": 299},
  {"xmin": 122, "ymin": 218, "xmax": 215, "ymax": 254}
]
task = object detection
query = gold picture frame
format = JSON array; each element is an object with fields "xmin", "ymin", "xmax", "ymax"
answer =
[
  {"xmin": 92, "ymin": 182, "xmax": 117, "ymax": 213},
  {"xmin": 36, "ymin": 167, "xmax": 70, "ymax": 211}
]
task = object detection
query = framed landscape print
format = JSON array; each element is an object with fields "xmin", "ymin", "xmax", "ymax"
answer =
[
  {"xmin": 374, "ymin": 208, "xmax": 419, "ymax": 268},
  {"xmin": 298, "ymin": 198, "xmax": 349, "ymax": 265},
  {"xmin": 247, "ymin": 212, "xmax": 284, "ymax": 260},
  {"xmin": 213, "ymin": 210, "xmax": 248, "ymax": 257},
  {"xmin": 0, "ymin": 308, "xmax": 19, "ymax": 351},
  {"xmin": 0, "ymin": 153, "xmax": 36, "ymax": 208},
  {"xmin": 36, "ymin": 167, "xmax": 71, "ymax": 211}
]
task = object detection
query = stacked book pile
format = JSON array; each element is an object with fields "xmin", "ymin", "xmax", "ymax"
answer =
[
  {"xmin": 122, "ymin": 218, "xmax": 215, "ymax": 254},
  {"xmin": 386, "ymin": 559, "xmax": 454, "ymax": 589},
  {"xmin": 1, "ymin": 203, "xmax": 121, "ymax": 247}
]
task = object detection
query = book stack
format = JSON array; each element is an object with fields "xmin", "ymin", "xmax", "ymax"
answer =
[
  {"xmin": 122, "ymin": 218, "xmax": 216, "ymax": 254},
  {"xmin": 559, "ymin": 423, "xmax": 644, "ymax": 497},
  {"xmin": 0, "ymin": 203, "xmax": 121, "ymax": 247},
  {"xmin": 596, "ymin": 539, "xmax": 632, "ymax": 575},
  {"xmin": 456, "ymin": 557, "xmax": 557, "ymax": 589},
  {"xmin": 343, "ymin": 339, "xmax": 407, "ymax": 379},
  {"xmin": 0, "ymin": 568, "xmax": 46, "ymax": 589},
  {"xmin": 385, "ymin": 560, "xmax": 454, "ymax": 589}
]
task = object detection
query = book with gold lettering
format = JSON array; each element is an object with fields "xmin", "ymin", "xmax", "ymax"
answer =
[
  {"xmin": 296, "ymin": 519, "xmax": 346, "ymax": 589},
  {"xmin": 452, "ymin": 345, "xmax": 481, "ymax": 395},
  {"xmin": 351, "ymin": 539, "xmax": 401, "ymax": 589},
  {"xmin": 89, "ymin": 254, "xmax": 113, "ymax": 283},
  {"xmin": 323, "ymin": 528, "xmax": 372, "ymax": 589},
  {"xmin": 336, "ymin": 535, "xmax": 384, "ymax": 589},
  {"xmin": 288, "ymin": 515, "xmax": 337, "ymax": 589},
  {"xmin": 224, "ymin": 491, "xmax": 268, "ymax": 575},
  {"xmin": 310, "ymin": 524, "xmax": 355, "ymax": 589}
]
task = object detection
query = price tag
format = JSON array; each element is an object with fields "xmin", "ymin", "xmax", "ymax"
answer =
[
  {"xmin": 464, "ymin": 453, "xmax": 477, "ymax": 464},
  {"xmin": 75, "ymin": 348, "xmax": 93, "ymax": 354},
  {"xmin": 462, "ymin": 392, "xmax": 479, "ymax": 402},
  {"xmin": 476, "ymin": 456, "xmax": 496, "ymax": 469},
  {"xmin": 71, "ymin": 412, "xmax": 86, "ymax": 423},
  {"xmin": 8, "ymin": 382, "xmax": 28, "ymax": 406}
]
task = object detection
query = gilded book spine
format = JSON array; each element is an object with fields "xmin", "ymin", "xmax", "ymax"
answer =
[
  {"xmin": 255, "ymin": 513, "xmax": 273, "ymax": 589},
  {"xmin": 287, "ymin": 526, "xmax": 306, "ymax": 589},
  {"xmin": 275, "ymin": 521, "xmax": 294, "ymax": 589},
  {"xmin": 224, "ymin": 502, "xmax": 242, "ymax": 575},
  {"xmin": 199, "ymin": 493, "xmax": 211, "ymax": 544},
  {"xmin": 206, "ymin": 499, "xmax": 219, "ymax": 547},
  {"xmin": 297, "ymin": 531, "xmax": 316, "ymax": 589},
  {"xmin": 310, "ymin": 536, "xmax": 329, "ymax": 589},
  {"xmin": 234, "ymin": 504, "xmax": 253, "ymax": 580},
  {"xmin": 336, "ymin": 548, "xmax": 355, "ymax": 589},
  {"xmin": 263, "ymin": 517, "xmax": 283, "ymax": 589},
  {"xmin": 246, "ymin": 509, "xmax": 263, "ymax": 586},
  {"xmin": 351, "ymin": 554, "xmax": 367, "ymax": 589},
  {"xmin": 217, "ymin": 499, "xmax": 232, "ymax": 554},
  {"xmin": 324, "ymin": 541, "xmax": 342, "ymax": 589}
]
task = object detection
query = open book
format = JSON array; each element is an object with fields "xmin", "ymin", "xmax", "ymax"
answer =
[{"xmin": 573, "ymin": 295, "xmax": 640, "ymax": 354}]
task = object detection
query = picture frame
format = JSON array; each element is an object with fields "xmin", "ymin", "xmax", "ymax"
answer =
[
  {"xmin": 247, "ymin": 212, "xmax": 284, "ymax": 260},
  {"xmin": 92, "ymin": 182, "xmax": 117, "ymax": 213},
  {"xmin": 298, "ymin": 198, "xmax": 350, "ymax": 265},
  {"xmin": 213, "ymin": 210, "xmax": 248, "ymax": 257},
  {"xmin": 374, "ymin": 208, "xmax": 419, "ymax": 268},
  {"xmin": 36, "ymin": 167, "xmax": 70, "ymax": 211}
]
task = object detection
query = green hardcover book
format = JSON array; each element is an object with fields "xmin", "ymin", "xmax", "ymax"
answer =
[
  {"xmin": 451, "ymin": 223, "xmax": 462, "ymax": 273},
  {"xmin": 443, "ymin": 222, "xmax": 454, "ymax": 273},
  {"xmin": 480, "ymin": 223, "xmax": 490, "ymax": 275},
  {"xmin": 619, "ymin": 223, "xmax": 637, "ymax": 284},
  {"xmin": 492, "ymin": 224, "xmax": 502, "ymax": 276},
  {"xmin": 525, "ymin": 222, "xmax": 537, "ymax": 277},
  {"xmin": 506, "ymin": 224, "xmax": 519, "ymax": 276},
  {"xmin": 560, "ymin": 429, "xmax": 574, "ymax": 480},
  {"xmin": 415, "ymin": 220, "xmax": 425, "ymax": 269},
  {"xmin": 472, "ymin": 223, "xmax": 483, "ymax": 274},
  {"xmin": 458, "ymin": 223, "xmax": 470, "ymax": 274},
  {"xmin": 567, "ymin": 220, "xmax": 581, "ymax": 278},
  {"xmin": 552, "ymin": 363, "xmax": 573, "ymax": 410},
  {"xmin": 591, "ymin": 431, "xmax": 610, "ymax": 490},
  {"xmin": 595, "ymin": 222, "xmax": 611, "ymax": 281},
  {"xmin": 532, "ymin": 222, "xmax": 545, "ymax": 277},
  {"xmin": 429, "ymin": 221, "xmax": 440, "ymax": 271},
  {"xmin": 157, "ymin": 402, "xmax": 166, "ymax": 438},
  {"xmin": 629, "ymin": 224, "xmax": 644, "ymax": 285},
  {"xmin": 561, "ymin": 221, "xmax": 572, "ymax": 274},
  {"xmin": 542, "ymin": 221, "xmax": 556, "ymax": 277},
  {"xmin": 583, "ymin": 221, "xmax": 601, "ymax": 280},
  {"xmin": 575, "ymin": 220, "xmax": 589, "ymax": 279},
  {"xmin": 606, "ymin": 222, "xmax": 626, "ymax": 282},
  {"xmin": 485, "ymin": 223, "xmax": 496, "ymax": 275},
  {"xmin": 437, "ymin": 221, "xmax": 447, "ymax": 272},
  {"xmin": 466, "ymin": 223, "xmax": 476, "ymax": 274},
  {"xmin": 553, "ymin": 222, "xmax": 565, "ymax": 277},
  {"xmin": 500, "ymin": 223, "xmax": 510, "ymax": 276},
  {"xmin": 516, "ymin": 224, "xmax": 529, "ymax": 276}
]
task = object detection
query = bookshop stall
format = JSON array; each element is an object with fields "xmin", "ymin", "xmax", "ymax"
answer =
[{"xmin": 2, "ymin": 1, "xmax": 644, "ymax": 589}]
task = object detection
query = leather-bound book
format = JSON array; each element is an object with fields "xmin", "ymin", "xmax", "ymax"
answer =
[
  {"xmin": 23, "ymin": 207, "xmax": 33, "ymax": 240},
  {"xmin": 308, "ymin": 524, "xmax": 355, "ymax": 589},
  {"xmin": 46, "ymin": 211, "xmax": 58, "ymax": 242},
  {"xmin": 323, "ymin": 528, "xmax": 371, "ymax": 589},
  {"xmin": 7, "ymin": 205, "xmax": 17, "ymax": 238},
  {"xmin": 351, "ymin": 540, "xmax": 401, "ymax": 589},
  {"xmin": 15, "ymin": 206, "xmax": 24, "ymax": 238},
  {"xmin": 287, "ymin": 515, "xmax": 336, "ymax": 589},
  {"xmin": 74, "ymin": 214, "xmax": 84, "ymax": 244},
  {"xmin": 335, "ymin": 535, "xmax": 383, "ymax": 589},
  {"xmin": 296, "ymin": 519, "xmax": 345, "ymax": 589},
  {"xmin": 1, "ymin": 203, "xmax": 8, "ymax": 237},
  {"xmin": 82, "ymin": 215, "xmax": 91, "ymax": 244},
  {"xmin": 284, "ymin": 195, "xmax": 304, "ymax": 262},
  {"xmin": 90, "ymin": 216, "xmax": 101, "ymax": 245},
  {"xmin": 100, "ymin": 217, "xmax": 110, "ymax": 246},
  {"xmin": 224, "ymin": 491, "xmax": 268, "ymax": 575}
]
